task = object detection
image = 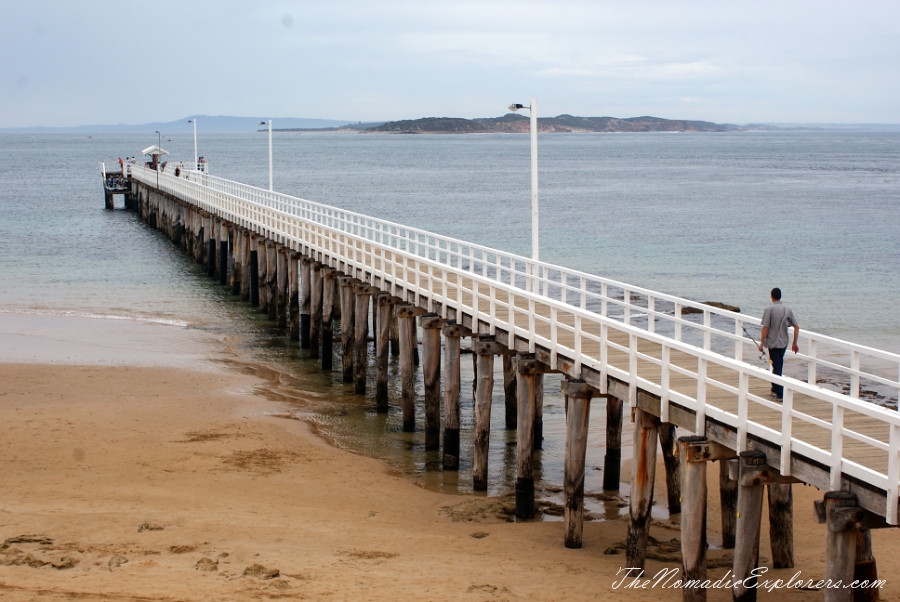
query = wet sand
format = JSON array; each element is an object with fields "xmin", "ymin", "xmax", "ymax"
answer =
[{"xmin": 0, "ymin": 317, "xmax": 895, "ymax": 601}]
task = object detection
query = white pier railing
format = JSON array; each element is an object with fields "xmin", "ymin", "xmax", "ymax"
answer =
[{"xmin": 130, "ymin": 163, "xmax": 900, "ymax": 523}]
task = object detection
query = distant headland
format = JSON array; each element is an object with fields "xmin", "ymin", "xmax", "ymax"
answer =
[{"xmin": 290, "ymin": 114, "xmax": 739, "ymax": 134}]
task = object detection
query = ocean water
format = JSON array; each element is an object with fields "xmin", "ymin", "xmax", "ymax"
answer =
[{"xmin": 1, "ymin": 130, "xmax": 898, "ymax": 516}]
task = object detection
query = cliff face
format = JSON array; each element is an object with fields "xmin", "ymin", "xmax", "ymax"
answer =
[{"xmin": 366, "ymin": 114, "xmax": 738, "ymax": 134}]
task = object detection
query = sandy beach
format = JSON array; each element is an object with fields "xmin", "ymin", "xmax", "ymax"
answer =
[{"xmin": 0, "ymin": 321, "xmax": 895, "ymax": 601}]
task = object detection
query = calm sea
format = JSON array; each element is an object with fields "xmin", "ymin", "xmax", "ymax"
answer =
[{"xmin": 1, "ymin": 130, "xmax": 898, "ymax": 514}]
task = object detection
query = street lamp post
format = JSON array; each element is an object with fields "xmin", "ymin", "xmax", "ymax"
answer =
[
  {"xmin": 154, "ymin": 130, "xmax": 161, "ymax": 188},
  {"xmin": 509, "ymin": 99, "xmax": 539, "ymax": 262},
  {"xmin": 188, "ymin": 118, "xmax": 198, "ymax": 169},
  {"xmin": 260, "ymin": 120, "xmax": 272, "ymax": 191}
]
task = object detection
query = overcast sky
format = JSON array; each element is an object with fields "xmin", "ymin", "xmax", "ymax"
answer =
[{"xmin": 3, "ymin": 0, "xmax": 898, "ymax": 128}]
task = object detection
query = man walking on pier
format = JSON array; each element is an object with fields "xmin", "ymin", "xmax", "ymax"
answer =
[{"xmin": 759, "ymin": 287, "xmax": 800, "ymax": 400}]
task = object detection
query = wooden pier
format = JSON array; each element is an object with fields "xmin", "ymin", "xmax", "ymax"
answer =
[{"xmin": 105, "ymin": 161, "xmax": 899, "ymax": 601}]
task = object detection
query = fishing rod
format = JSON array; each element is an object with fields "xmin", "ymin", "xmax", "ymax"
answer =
[{"xmin": 741, "ymin": 325, "xmax": 772, "ymax": 366}]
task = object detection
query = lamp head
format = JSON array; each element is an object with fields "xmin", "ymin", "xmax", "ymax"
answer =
[{"xmin": 509, "ymin": 103, "xmax": 526, "ymax": 112}]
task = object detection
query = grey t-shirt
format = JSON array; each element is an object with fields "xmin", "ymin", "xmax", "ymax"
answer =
[{"xmin": 761, "ymin": 302, "xmax": 797, "ymax": 349}]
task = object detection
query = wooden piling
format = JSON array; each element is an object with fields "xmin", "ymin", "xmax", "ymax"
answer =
[
  {"xmin": 275, "ymin": 248, "xmax": 288, "ymax": 328},
  {"xmin": 207, "ymin": 234, "xmax": 217, "ymax": 278},
  {"xmin": 533, "ymin": 372, "xmax": 544, "ymax": 450},
  {"xmin": 472, "ymin": 335, "xmax": 498, "ymax": 491},
  {"xmin": 719, "ymin": 460, "xmax": 737, "ymax": 549},
  {"xmin": 239, "ymin": 231, "xmax": 251, "ymax": 300},
  {"xmin": 659, "ymin": 423, "xmax": 681, "ymax": 514},
  {"xmin": 503, "ymin": 353, "xmax": 517, "ymax": 430},
  {"xmin": 732, "ymin": 449, "xmax": 767, "ymax": 602},
  {"xmin": 602, "ymin": 396, "xmax": 623, "ymax": 491},
  {"xmin": 397, "ymin": 305, "xmax": 417, "ymax": 431},
  {"xmin": 265, "ymin": 242, "xmax": 277, "ymax": 320},
  {"xmin": 338, "ymin": 277, "xmax": 356, "ymax": 383},
  {"xmin": 353, "ymin": 284, "xmax": 374, "ymax": 395},
  {"xmin": 256, "ymin": 239, "xmax": 268, "ymax": 314},
  {"xmin": 321, "ymin": 268, "xmax": 336, "ymax": 370},
  {"xmin": 679, "ymin": 436, "xmax": 709, "ymax": 602},
  {"xmin": 299, "ymin": 257, "xmax": 312, "ymax": 348},
  {"xmin": 626, "ymin": 408, "xmax": 660, "ymax": 571},
  {"xmin": 442, "ymin": 321, "xmax": 463, "ymax": 470},
  {"xmin": 248, "ymin": 247, "xmax": 260, "ymax": 307},
  {"xmin": 421, "ymin": 313, "xmax": 442, "ymax": 451},
  {"xmin": 309, "ymin": 263, "xmax": 322, "ymax": 359},
  {"xmin": 767, "ymin": 483, "xmax": 794, "ymax": 568},
  {"xmin": 375, "ymin": 293, "xmax": 393, "ymax": 411},
  {"xmin": 561, "ymin": 379, "xmax": 596, "ymax": 548},
  {"xmin": 218, "ymin": 237, "xmax": 228, "ymax": 286},
  {"xmin": 230, "ymin": 227, "xmax": 243, "ymax": 296},
  {"xmin": 390, "ymin": 309, "xmax": 400, "ymax": 357},
  {"xmin": 515, "ymin": 353, "xmax": 538, "ymax": 519},
  {"xmin": 823, "ymin": 491, "xmax": 860, "ymax": 602},
  {"xmin": 288, "ymin": 253, "xmax": 299, "ymax": 340},
  {"xmin": 855, "ymin": 529, "xmax": 879, "ymax": 602}
]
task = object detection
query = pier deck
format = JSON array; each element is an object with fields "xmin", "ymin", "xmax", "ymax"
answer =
[
  {"xmin": 118, "ymin": 162, "xmax": 900, "ymax": 526},
  {"xmin": 106, "ymin": 159, "xmax": 899, "ymax": 597}
]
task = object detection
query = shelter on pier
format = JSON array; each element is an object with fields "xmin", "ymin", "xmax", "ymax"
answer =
[{"xmin": 141, "ymin": 144, "xmax": 168, "ymax": 170}]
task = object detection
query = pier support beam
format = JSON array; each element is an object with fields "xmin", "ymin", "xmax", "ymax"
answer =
[
  {"xmin": 321, "ymin": 268, "xmax": 336, "ymax": 370},
  {"xmin": 239, "ymin": 230, "xmax": 251, "ymax": 300},
  {"xmin": 353, "ymin": 284, "xmax": 376, "ymax": 395},
  {"xmin": 561, "ymin": 379, "xmax": 602, "ymax": 548},
  {"xmin": 823, "ymin": 492, "xmax": 860, "ymax": 602},
  {"xmin": 218, "ymin": 227, "xmax": 229, "ymax": 286},
  {"xmin": 375, "ymin": 293, "xmax": 394, "ymax": 411},
  {"xmin": 207, "ymin": 230, "xmax": 217, "ymax": 278},
  {"xmin": 659, "ymin": 423, "xmax": 681, "ymax": 515},
  {"xmin": 812, "ymin": 492, "xmax": 890, "ymax": 602},
  {"xmin": 265, "ymin": 242, "xmax": 278, "ymax": 320},
  {"xmin": 732, "ymin": 450, "xmax": 766, "ymax": 602},
  {"xmin": 533, "ymin": 372, "xmax": 545, "ymax": 450},
  {"xmin": 338, "ymin": 277, "xmax": 356, "ymax": 383},
  {"xmin": 767, "ymin": 483, "xmax": 794, "ymax": 568},
  {"xmin": 420, "ymin": 313, "xmax": 442, "ymax": 451},
  {"xmin": 442, "ymin": 321, "xmax": 465, "ymax": 470},
  {"xmin": 288, "ymin": 253, "xmax": 300, "ymax": 340},
  {"xmin": 503, "ymin": 353, "xmax": 517, "ymax": 429},
  {"xmin": 300, "ymin": 257, "xmax": 312, "ymax": 348},
  {"xmin": 679, "ymin": 436, "xmax": 709, "ymax": 602},
  {"xmin": 231, "ymin": 226, "xmax": 243, "ymax": 296},
  {"xmin": 730, "ymin": 450, "xmax": 800, "ymax": 602},
  {"xmin": 397, "ymin": 305, "xmax": 418, "ymax": 430},
  {"xmin": 309, "ymin": 263, "xmax": 323, "ymax": 359},
  {"xmin": 515, "ymin": 354, "xmax": 539, "ymax": 519},
  {"xmin": 719, "ymin": 460, "xmax": 738, "ymax": 549},
  {"xmin": 473, "ymin": 336, "xmax": 505, "ymax": 491},
  {"xmin": 276, "ymin": 247, "xmax": 288, "ymax": 328},
  {"xmin": 854, "ymin": 529, "xmax": 879, "ymax": 602},
  {"xmin": 626, "ymin": 408, "xmax": 660, "ymax": 572},
  {"xmin": 249, "ymin": 244, "xmax": 259, "ymax": 308},
  {"xmin": 256, "ymin": 239, "xmax": 268, "ymax": 314},
  {"xmin": 602, "ymin": 395, "xmax": 624, "ymax": 491}
]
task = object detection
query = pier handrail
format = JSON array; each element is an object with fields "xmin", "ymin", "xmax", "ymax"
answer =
[{"xmin": 131, "ymin": 163, "xmax": 900, "ymax": 523}]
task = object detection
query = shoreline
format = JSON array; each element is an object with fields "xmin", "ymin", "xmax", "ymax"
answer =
[{"xmin": 0, "ymin": 318, "xmax": 895, "ymax": 600}]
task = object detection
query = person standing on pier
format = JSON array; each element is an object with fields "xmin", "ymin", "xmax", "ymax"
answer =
[{"xmin": 759, "ymin": 287, "xmax": 800, "ymax": 400}]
